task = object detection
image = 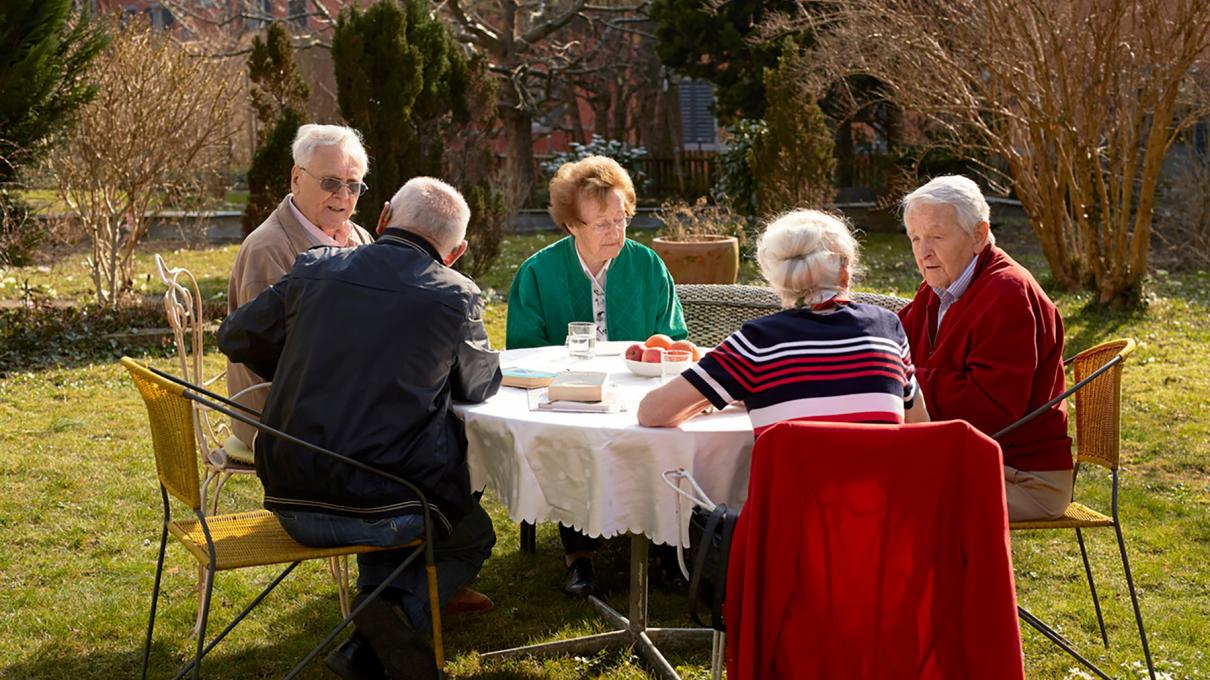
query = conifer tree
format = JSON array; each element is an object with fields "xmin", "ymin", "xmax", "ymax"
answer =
[
  {"xmin": 0, "ymin": 0, "xmax": 106, "ymax": 264},
  {"xmin": 242, "ymin": 22, "xmax": 310, "ymax": 236},
  {"xmin": 749, "ymin": 50, "xmax": 836, "ymax": 216},
  {"xmin": 649, "ymin": 0, "xmax": 794, "ymax": 121},
  {"xmin": 332, "ymin": 0, "xmax": 470, "ymax": 221}
]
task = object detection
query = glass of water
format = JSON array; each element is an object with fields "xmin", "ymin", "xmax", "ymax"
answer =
[{"xmin": 567, "ymin": 322, "xmax": 596, "ymax": 359}]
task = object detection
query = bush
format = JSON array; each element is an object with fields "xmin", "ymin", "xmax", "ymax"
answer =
[
  {"xmin": 0, "ymin": 190, "xmax": 41, "ymax": 267},
  {"xmin": 712, "ymin": 119, "xmax": 762, "ymax": 218},
  {"xmin": 747, "ymin": 49, "xmax": 836, "ymax": 216},
  {"xmin": 454, "ymin": 183, "xmax": 506, "ymax": 281},
  {"xmin": 243, "ymin": 107, "xmax": 303, "ymax": 236},
  {"xmin": 1155, "ymin": 152, "xmax": 1210, "ymax": 270},
  {"xmin": 655, "ymin": 196, "xmax": 749, "ymax": 246},
  {"xmin": 539, "ymin": 135, "xmax": 649, "ymax": 191}
]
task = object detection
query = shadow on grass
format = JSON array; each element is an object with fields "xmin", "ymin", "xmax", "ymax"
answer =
[{"xmin": 1063, "ymin": 298, "xmax": 1146, "ymax": 356}]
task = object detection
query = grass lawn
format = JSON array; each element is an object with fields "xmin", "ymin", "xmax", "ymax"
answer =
[{"xmin": 0, "ymin": 223, "xmax": 1207, "ymax": 678}]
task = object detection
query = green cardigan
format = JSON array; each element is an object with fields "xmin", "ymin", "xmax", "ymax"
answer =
[{"xmin": 506, "ymin": 236, "xmax": 687, "ymax": 348}]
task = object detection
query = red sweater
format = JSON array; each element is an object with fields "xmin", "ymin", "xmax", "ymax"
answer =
[
  {"xmin": 724, "ymin": 421, "xmax": 1023, "ymax": 680},
  {"xmin": 898, "ymin": 246, "xmax": 1072, "ymax": 471}
]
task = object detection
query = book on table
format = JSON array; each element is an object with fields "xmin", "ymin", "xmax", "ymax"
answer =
[
  {"xmin": 501, "ymin": 367, "xmax": 558, "ymax": 389},
  {"xmin": 528, "ymin": 386, "xmax": 625, "ymax": 413},
  {"xmin": 546, "ymin": 371, "xmax": 608, "ymax": 402}
]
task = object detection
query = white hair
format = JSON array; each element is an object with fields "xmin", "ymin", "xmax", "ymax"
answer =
[
  {"xmin": 756, "ymin": 209, "xmax": 862, "ymax": 309},
  {"xmin": 386, "ymin": 177, "xmax": 470, "ymax": 254},
  {"xmin": 901, "ymin": 174, "xmax": 995, "ymax": 246},
  {"xmin": 291, "ymin": 124, "xmax": 369, "ymax": 174}
]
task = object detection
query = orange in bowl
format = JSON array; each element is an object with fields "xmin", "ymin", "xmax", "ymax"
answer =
[{"xmin": 644, "ymin": 334, "xmax": 673, "ymax": 350}]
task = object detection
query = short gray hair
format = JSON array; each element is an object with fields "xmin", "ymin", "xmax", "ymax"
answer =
[
  {"xmin": 291, "ymin": 124, "xmax": 369, "ymax": 174},
  {"xmin": 756, "ymin": 209, "xmax": 862, "ymax": 309},
  {"xmin": 386, "ymin": 177, "xmax": 470, "ymax": 254},
  {"xmin": 901, "ymin": 175, "xmax": 995, "ymax": 246}
]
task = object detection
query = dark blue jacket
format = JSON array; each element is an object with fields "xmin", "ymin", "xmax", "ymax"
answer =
[{"xmin": 217, "ymin": 228, "xmax": 501, "ymax": 533}]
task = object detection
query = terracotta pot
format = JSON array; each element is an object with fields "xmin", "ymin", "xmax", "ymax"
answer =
[{"xmin": 651, "ymin": 235, "xmax": 740, "ymax": 284}]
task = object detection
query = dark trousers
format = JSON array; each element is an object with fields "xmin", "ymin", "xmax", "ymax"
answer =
[
  {"xmin": 278, "ymin": 500, "xmax": 496, "ymax": 633},
  {"xmin": 559, "ymin": 522, "xmax": 601, "ymax": 554}
]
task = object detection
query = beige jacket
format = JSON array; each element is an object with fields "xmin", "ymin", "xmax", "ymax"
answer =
[{"xmin": 226, "ymin": 196, "xmax": 373, "ymax": 446}]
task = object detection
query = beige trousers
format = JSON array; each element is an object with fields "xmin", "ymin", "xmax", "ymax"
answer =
[{"xmin": 1004, "ymin": 466, "xmax": 1073, "ymax": 522}]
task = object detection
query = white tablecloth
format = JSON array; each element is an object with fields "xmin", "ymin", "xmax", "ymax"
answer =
[{"xmin": 452, "ymin": 342, "xmax": 755, "ymax": 547}]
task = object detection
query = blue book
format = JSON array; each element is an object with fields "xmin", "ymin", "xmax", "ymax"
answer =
[{"xmin": 501, "ymin": 367, "xmax": 558, "ymax": 389}]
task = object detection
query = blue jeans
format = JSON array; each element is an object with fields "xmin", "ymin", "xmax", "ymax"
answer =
[{"xmin": 276, "ymin": 501, "xmax": 496, "ymax": 633}]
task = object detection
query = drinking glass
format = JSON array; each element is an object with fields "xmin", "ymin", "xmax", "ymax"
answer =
[
  {"xmin": 567, "ymin": 322, "xmax": 597, "ymax": 359},
  {"xmin": 662, "ymin": 349, "xmax": 693, "ymax": 382}
]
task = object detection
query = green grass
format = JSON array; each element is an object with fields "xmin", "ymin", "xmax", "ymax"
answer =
[{"xmin": 0, "ymin": 226, "xmax": 1207, "ymax": 678}]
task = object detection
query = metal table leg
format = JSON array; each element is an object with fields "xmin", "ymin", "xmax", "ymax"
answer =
[{"xmin": 478, "ymin": 534, "xmax": 712, "ymax": 680}]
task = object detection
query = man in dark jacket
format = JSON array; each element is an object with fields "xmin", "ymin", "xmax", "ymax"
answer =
[{"xmin": 218, "ymin": 176, "xmax": 501, "ymax": 680}]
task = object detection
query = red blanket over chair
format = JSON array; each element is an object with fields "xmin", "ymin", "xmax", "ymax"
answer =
[{"xmin": 724, "ymin": 420, "xmax": 1024, "ymax": 680}]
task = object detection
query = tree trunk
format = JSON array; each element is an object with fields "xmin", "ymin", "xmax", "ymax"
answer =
[
  {"xmin": 503, "ymin": 107, "xmax": 535, "ymax": 195},
  {"xmin": 835, "ymin": 120, "xmax": 854, "ymax": 187}
]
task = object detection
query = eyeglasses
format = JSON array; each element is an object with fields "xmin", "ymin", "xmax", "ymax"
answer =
[
  {"xmin": 583, "ymin": 216, "xmax": 631, "ymax": 234},
  {"xmin": 300, "ymin": 167, "xmax": 368, "ymax": 197}
]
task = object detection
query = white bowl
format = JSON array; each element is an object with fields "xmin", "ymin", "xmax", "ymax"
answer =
[{"xmin": 624, "ymin": 357, "xmax": 694, "ymax": 378}]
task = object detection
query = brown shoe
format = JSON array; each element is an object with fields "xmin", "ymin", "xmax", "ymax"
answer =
[{"xmin": 446, "ymin": 586, "xmax": 494, "ymax": 614}]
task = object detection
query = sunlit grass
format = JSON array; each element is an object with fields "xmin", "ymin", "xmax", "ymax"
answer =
[{"xmin": 1, "ymin": 227, "xmax": 1207, "ymax": 678}]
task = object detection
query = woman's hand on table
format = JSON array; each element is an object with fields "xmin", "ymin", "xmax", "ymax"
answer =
[{"xmin": 637, "ymin": 376, "xmax": 712, "ymax": 428}]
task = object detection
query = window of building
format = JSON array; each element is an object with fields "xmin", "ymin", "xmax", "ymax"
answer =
[
  {"xmin": 679, "ymin": 78, "xmax": 719, "ymax": 150},
  {"xmin": 288, "ymin": 0, "xmax": 308, "ymax": 28}
]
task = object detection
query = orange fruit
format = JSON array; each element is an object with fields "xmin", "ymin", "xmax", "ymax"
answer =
[{"xmin": 645, "ymin": 334, "xmax": 673, "ymax": 349}]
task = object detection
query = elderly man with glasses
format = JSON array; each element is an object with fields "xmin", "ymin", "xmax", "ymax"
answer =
[
  {"xmin": 226, "ymin": 124, "xmax": 375, "ymax": 452},
  {"xmin": 506, "ymin": 155, "xmax": 687, "ymax": 598}
]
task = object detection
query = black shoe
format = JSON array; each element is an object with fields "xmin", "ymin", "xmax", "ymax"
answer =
[
  {"xmin": 324, "ymin": 632, "xmax": 385, "ymax": 680},
  {"xmin": 351, "ymin": 592, "xmax": 438, "ymax": 680},
  {"xmin": 563, "ymin": 556, "xmax": 595, "ymax": 597}
]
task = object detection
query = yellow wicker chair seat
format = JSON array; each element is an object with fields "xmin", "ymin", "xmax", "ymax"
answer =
[
  {"xmin": 1010, "ymin": 502, "xmax": 1113, "ymax": 530},
  {"xmin": 166, "ymin": 509, "xmax": 416, "ymax": 571}
]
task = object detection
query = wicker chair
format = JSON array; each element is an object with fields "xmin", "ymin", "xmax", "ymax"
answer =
[
  {"xmin": 122, "ymin": 357, "xmax": 444, "ymax": 680},
  {"xmin": 155, "ymin": 254, "xmax": 355, "ymax": 632},
  {"xmin": 676, "ymin": 283, "xmax": 910, "ymax": 346},
  {"xmin": 1004, "ymin": 339, "xmax": 1154, "ymax": 680}
]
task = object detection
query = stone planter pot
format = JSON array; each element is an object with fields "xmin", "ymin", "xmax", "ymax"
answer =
[{"xmin": 651, "ymin": 235, "xmax": 740, "ymax": 284}]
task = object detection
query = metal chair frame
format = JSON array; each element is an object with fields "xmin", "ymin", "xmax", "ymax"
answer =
[
  {"xmin": 154, "ymin": 255, "xmax": 356, "ymax": 629},
  {"xmin": 992, "ymin": 339, "xmax": 1154, "ymax": 680},
  {"xmin": 155, "ymin": 254, "xmax": 265, "ymax": 513},
  {"xmin": 124, "ymin": 358, "xmax": 445, "ymax": 680}
]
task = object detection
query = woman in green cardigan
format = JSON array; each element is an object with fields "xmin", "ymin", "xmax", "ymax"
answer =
[{"xmin": 506, "ymin": 155, "xmax": 687, "ymax": 597}]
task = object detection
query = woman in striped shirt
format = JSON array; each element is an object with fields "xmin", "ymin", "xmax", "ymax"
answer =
[{"xmin": 638, "ymin": 209, "xmax": 930, "ymax": 432}]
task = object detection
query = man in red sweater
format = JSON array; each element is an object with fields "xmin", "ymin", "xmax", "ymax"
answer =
[{"xmin": 897, "ymin": 175, "xmax": 1072, "ymax": 521}]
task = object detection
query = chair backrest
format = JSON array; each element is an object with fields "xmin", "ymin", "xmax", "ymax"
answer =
[
  {"xmin": 726, "ymin": 420, "xmax": 1023, "ymax": 679},
  {"xmin": 121, "ymin": 356, "xmax": 203, "ymax": 511},
  {"xmin": 676, "ymin": 283, "xmax": 910, "ymax": 346},
  {"xmin": 156, "ymin": 254, "xmax": 224, "ymax": 457},
  {"xmin": 1070, "ymin": 338, "xmax": 1135, "ymax": 471}
]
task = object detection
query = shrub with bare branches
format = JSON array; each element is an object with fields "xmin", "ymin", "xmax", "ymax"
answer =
[
  {"xmin": 1155, "ymin": 152, "xmax": 1210, "ymax": 270},
  {"xmin": 775, "ymin": 0, "xmax": 1210, "ymax": 305},
  {"xmin": 45, "ymin": 20, "xmax": 239, "ymax": 307}
]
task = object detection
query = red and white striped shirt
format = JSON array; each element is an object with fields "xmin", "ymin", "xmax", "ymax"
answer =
[{"xmin": 683, "ymin": 303, "xmax": 919, "ymax": 437}]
